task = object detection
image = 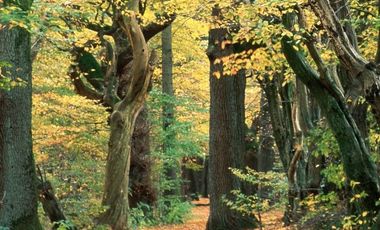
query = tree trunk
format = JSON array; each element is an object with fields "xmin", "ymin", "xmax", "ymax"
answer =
[
  {"xmin": 282, "ymin": 36, "xmax": 380, "ymax": 215},
  {"xmin": 100, "ymin": 12, "xmax": 156, "ymax": 229},
  {"xmin": 256, "ymin": 91, "xmax": 275, "ymax": 173},
  {"xmin": 0, "ymin": 27, "xmax": 42, "ymax": 230},
  {"xmin": 207, "ymin": 7, "xmax": 256, "ymax": 228},
  {"xmin": 129, "ymin": 107, "xmax": 157, "ymax": 208},
  {"xmin": 162, "ymin": 24, "xmax": 178, "ymax": 196}
]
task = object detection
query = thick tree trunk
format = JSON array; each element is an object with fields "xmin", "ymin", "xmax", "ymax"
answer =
[
  {"xmin": 207, "ymin": 7, "xmax": 256, "ymax": 228},
  {"xmin": 0, "ymin": 27, "xmax": 42, "ymax": 230},
  {"xmin": 101, "ymin": 107, "xmax": 137, "ymax": 229},
  {"xmin": 207, "ymin": 69, "xmax": 254, "ymax": 229}
]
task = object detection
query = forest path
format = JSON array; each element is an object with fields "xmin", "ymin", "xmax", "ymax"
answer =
[{"xmin": 145, "ymin": 198, "xmax": 293, "ymax": 230}]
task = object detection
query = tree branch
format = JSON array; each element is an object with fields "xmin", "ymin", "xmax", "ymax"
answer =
[{"xmin": 142, "ymin": 13, "xmax": 176, "ymax": 41}]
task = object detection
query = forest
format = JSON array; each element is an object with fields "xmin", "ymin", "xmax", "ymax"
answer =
[{"xmin": 2, "ymin": 0, "xmax": 380, "ymax": 229}]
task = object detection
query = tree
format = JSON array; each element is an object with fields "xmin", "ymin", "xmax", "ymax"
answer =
[
  {"xmin": 0, "ymin": 1, "xmax": 42, "ymax": 229},
  {"xmin": 310, "ymin": 0, "xmax": 380, "ymax": 127},
  {"xmin": 206, "ymin": 4, "xmax": 256, "ymax": 229},
  {"xmin": 162, "ymin": 24, "xmax": 178, "ymax": 196},
  {"xmin": 281, "ymin": 11, "xmax": 380, "ymax": 218},
  {"xmin": 98, "ymin": 1, "xmax": 158, "ymax": 228},
  {"xmin": 64, "ymin": 2, "xmax": 175, "ymax": 213}
]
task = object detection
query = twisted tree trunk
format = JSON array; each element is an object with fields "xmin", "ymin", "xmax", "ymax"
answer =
[
  {"xmin": 100, "ymin": 11, "xmax": 157, "ymax": 229},
  {"xmin": 282, "ymin": 33, "xmax": 380, "ymax": 216}
]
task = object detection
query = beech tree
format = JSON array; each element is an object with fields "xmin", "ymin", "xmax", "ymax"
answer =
[
  {"xmin": 0, "ymin": 0, "xmax": 42, "ymax": 229},
  {"xmin": 206, "ymin": 4, "xmax": 257, "ymax": 229},
  {"xmin": 96, "ymin": 1, "xmax": 158, "ymax": 228},
  {"xmin": 65, "ymin": 4, "xmax": 175, "ymax": 213},
  {"xmin": 281, "ymin": 10, "xmax": 380, "ymax": 222},
  {"xmin": 162, "ymin": 24, "xmax": 178, "ymax": 196}
]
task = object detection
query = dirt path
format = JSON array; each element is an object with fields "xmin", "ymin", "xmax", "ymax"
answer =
[{"xmin": 144, "ymin": 198, "xmax": 294, "ymax": 230}]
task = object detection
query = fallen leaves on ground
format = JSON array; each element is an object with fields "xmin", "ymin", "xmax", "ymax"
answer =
[{"xmin": 144, "ymin": 198, "xmax": 295, "ymax": 230}]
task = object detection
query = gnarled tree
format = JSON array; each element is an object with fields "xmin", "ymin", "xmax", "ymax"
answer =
[{"xmin": 98, "ymin": 2, "xmax": 158, "ymax": 228}]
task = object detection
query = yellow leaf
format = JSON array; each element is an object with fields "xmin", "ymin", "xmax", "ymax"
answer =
[{"xmin": 213, "ymin": 71, "xmax": 221, "ymax": 79}]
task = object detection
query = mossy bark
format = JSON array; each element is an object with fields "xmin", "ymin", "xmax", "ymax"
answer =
[
  {"xmin": 0, "ymin": 27, "xmax": 42, "ymax": 230},
  {"xmin": 282, "ymin": 37, "xmax": 380, "ymax": 215}
]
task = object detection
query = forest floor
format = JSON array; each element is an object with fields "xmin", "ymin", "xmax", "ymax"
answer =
[{"xmin": 145, "ymin": 198, "xmax": 295, "ymax": 230}]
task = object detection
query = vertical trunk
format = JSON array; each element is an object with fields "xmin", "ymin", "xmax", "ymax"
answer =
[
  {"xmin": 161, "ymin": 24, "xmax": 178, "ymax": 196},
  {"xmin": 261, "ymin": 75, "xmax": 309, "ymax": 223},
  {"xmin": 261, "ymin": 77, "xmax": 293, "ymax": 173},
  {"xmin": 129, "ymin": 107, "xmax": 157, "ymax": 208},
  {"xmin": 0, "ymin": 27, "xmax": 42, "ymax": 229},
  {"xmin": 256, "ymin": 91, "xmax": 275, "ymax": 173},
  {"xmin": 207, "ymin": 7, "xmax": 255, "ymax": 228},
  {"xmin": 102, "ymin": 109, "xmax": 135, "ymax": 229},
  {"xmin": 208, "ymin": 69, "xmax": 254, "ymax": 229},
  {"xmin": 201, "ymin": 156, "xmax": 209, "ymax": 198}
]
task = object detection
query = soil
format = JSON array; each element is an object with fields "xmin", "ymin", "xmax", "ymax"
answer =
[{"xmin": 144, "ymin": 198, "xmax": 295, "ymax": 230}]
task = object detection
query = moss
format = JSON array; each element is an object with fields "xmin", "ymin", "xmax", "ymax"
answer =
[
  {"xmin": 77, "ymin": 50, "xmax": 105, "ymax": 92},
  {"xmin": 12, "ymin": 213, "xmax": 42, "ymax": 230},
  {"xmin": 4, "ymin": 0, "xmax": 33, "ymax": 11}
]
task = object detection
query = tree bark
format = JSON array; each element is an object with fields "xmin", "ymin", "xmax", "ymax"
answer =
[
  {"xmin": 206, "ymin": 6, "xmax": 256, "ymax": 229},
  {"xmin": 129, "ymin": 107, "xmax": 156, "ymax": 208},
  {"xmin": 162, "ymin": 24, "xmax": 178, "ymax": 196},
  {"xmin": 99, "ymin": 11, "xmax": 157, "ymax": 229},
  {"xmin": 256, "ymin": 91, "xmax": 275, "ymax": 173},
  {"xmin": 282, "ymin": 35, "xmax": 380, "ymax": 215},
  {"xmin": 0, "ymin": 27, "xmax": 42, "ymax": 229},
  {"xmin": 310, "ymin": 0, "xmax": 380, "ymax": 126}
]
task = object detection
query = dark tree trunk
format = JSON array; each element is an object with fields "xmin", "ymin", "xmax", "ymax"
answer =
[
  {"xmin": 256, "ymin": 91, "xmax": 275, "ymax": 173},
  {"xmin": 129, "ymin": 107, "xmax": 157, "ymax": 208},
  {"xmin": 246, "ymin": 90, "xmax": 275, "ymax": 174},
  {"xmin": 0, "ymin": 27, "xmax": 42, "ymax": 229},
  {"xmin": 260, "ymin": 76, "xmax": 294, "ymax": 174},
  {"xmin": 206, "ymin": 6, "xmax": 256, "ymax": 229},
  {"xmin": 201, "ymin": 156, "xmax": 209, "ymax": 198}
]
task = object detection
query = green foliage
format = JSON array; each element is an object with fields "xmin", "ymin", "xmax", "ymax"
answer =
[
  {"xmin": 321, "ymin": 164, "xmax": 345, "ymax": 190},
  {"xmin": 129, "ymin": 199, "xmax": 192, "ymax": 229},
  {"xmin": 54, "ymin": 220, "xmax": 76, "ymax": 230},
  {"xmin": 224, "ymin": 167, "xmax": 287, "ymax": 227},
  {"xmin": 4, "ymin": 0, "xmax": 33, "ymax": 11},
  {"xmin": 147, "ymin": 88, "xmax": 207, "ymax": 193},
  {"xmin": 306, "ymin": 123, "xmax": 339, "ymax": 158},
  {"xmin": 148, "ymin": 88, "xmax": 207, "ymax": 157}
]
